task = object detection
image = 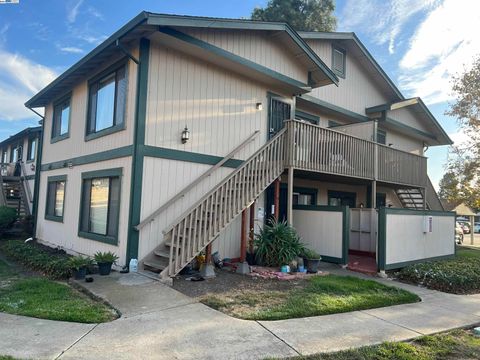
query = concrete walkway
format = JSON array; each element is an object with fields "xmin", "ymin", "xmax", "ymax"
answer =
[{"xmin": 2, "ymin": 270, "xmax": 480, "ymax": 360}]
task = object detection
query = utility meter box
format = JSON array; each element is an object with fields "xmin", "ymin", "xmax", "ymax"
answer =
[{"xmin": 423, "ymin": 216, "xmax": 433, "ymax": 233}]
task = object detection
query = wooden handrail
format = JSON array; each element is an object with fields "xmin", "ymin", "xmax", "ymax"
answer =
[
  {"xmin": 20, "ymin": 162, "xmax": 33, "ymax": 203},
  {"xmin": 161, "ymin": 128, "xmax": 287, "ymax": 277},
  {"xmin": 136, "ymin": 130, "xmax": 260, "ymax": 230}
]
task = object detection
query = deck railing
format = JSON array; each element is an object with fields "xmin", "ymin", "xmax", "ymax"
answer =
[
  {"xmin": 377, "ymin": 144, "xmax": 427, "ymax": 187},
  {"xmin": 286, "ymin": 120, "xmax": 427, "ymax": 187}
]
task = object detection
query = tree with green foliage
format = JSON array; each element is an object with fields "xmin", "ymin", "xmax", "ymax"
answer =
[
  {"xmin": 444, "ymin": 55, "xmax": 480, "ymax": 211},
  {"xmin": 438, "ymin": 171, "xmax": 461, "ymax": 203},
  {"xmin": 251, "ymin": 0, "xmax": 336, "ymax": 32}
]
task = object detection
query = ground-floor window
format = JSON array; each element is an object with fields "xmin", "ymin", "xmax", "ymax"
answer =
[
  {"xmin": 79, "ymin": 168, "xmax": 122, "ymax": 245},
  {"xmin": 328, "ymin": 190, "xmax": 356, "ymax": 208},
  {"xmin": 45, "ymin": 175, "xmax": 66, "ymax": 222}
]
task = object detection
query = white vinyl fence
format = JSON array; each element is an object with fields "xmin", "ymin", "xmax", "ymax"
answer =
[
  {"xmin": 292, "ymin": 205, "xmax": 348, "ymax": 264},
  {"xmin": 378, "ymin": 208, "xmax": 455, "ymax": 270}
]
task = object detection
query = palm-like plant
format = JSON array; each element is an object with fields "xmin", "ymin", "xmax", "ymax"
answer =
[{"xmin": 254, "ymin": 219, "xmax": 305, "ymax": 267}]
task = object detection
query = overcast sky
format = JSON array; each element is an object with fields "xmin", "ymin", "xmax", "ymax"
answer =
[{"xmin": 0, "ymin": 0, "xmax": 479, "ymax": 188}]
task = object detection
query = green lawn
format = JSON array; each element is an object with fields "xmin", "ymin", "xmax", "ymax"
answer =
[
  {"xmin": 285, "ymin": 329, "xmax": 480, "ymax": 360},
  {"xmin": 0, "ymin": 259, "xmax": 116, "ymax": 323},
  {"xmin": 397, "ymin": 246, "xmax": 480, "ymax": 294},
  {"xmin": 201, "ymin": 275, "xmax": 419, "ymax": 320}
]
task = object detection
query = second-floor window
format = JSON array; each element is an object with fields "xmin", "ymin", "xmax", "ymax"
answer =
[
  {"xmin": 86, "ymin": 62, "xmax": 127, "ymax": 140},
  {"xmin": 52, "ymin": 96, "xmax": 71, "ymax": 142},
  {"xmin": 1, "ymin": 150, "xmax": 7, "ymax": 163},
  {"xmin": 377, "ymin": 129, "xmax": 386, "ymax": 145},
  {"xmin": 27, "ymin": 138, "xmax": 37, "ymax": 161},
  {"xmin": 332, "ymin": 45, "xmax": 346, "ymax": 78}
]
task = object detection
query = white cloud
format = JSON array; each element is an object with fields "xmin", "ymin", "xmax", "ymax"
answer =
[
  {"xmin": 59, "ymin": 46, "xmax": 84, "ymax": 54},
  {"xmin": 77, "ymin": 34, "xmax": 108, "ymax": 45},
  {"xmin": 0, "ymin": 50, "xmax": 57, "ymax": 121},
  {"xmin": 398, "ymin": 0, "xmax": 480, "ymax": 104},
  {"xmin": 67, "ymin": 0, "xmax": 84, "ymax": 24},
  {"xmin": 339, "ymin": 0, "xmax": 439, "ymax": 54}
]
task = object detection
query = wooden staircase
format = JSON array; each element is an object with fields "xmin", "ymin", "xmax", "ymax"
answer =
[
  {"xmin": 143, "ymin": 129, "xmax": 287, "ymax": 279},
  {"xmin": 395, "ymin": 176, "xmax": 443, "ymax": 211},
  {"xmin": 395, "ymin": 188, "xmax": 424, "ymax": 209},
  {"xmin": 1, "ymin": 179, "xmax": 31, "ymax": 217}
]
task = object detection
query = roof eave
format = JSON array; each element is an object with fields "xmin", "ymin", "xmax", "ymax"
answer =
[{"xmin": 25, "ymin": 11, "xmax": 150, "ymax": 108}]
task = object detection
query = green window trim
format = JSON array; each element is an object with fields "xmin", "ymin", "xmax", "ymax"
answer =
[
  {"xmin": 85, "ymin": 58, "xmax": 128, "ymax": 142},
  {"xmin": 45, "ymin": 175, "xmax": 67, "ymax": 223},
  {"xmin": 26, "ymin": 137, "xmax": 37, "ymax": 162},
  {"xmin": 331, "ymin": 44, "xmax": 346, "ymax": 79},
  {"xmin": 295, "ymin": 110, "xmax": 319, "ymax": 124},
  {"xmin": 377, "ymin": 129, "xmax": 387, "ymax": 145},
  {"xmin": 78, "ymin": 167, "xmax": 122, "ymax": 245},
  {"xmin": 51, "ymin": 94, "xmax": 72, "ymax": 144}
]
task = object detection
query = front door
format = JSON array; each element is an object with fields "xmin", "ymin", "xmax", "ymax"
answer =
[{"xmin": 268, "ymin": 97, "xmax": 291, "ymax": 139}]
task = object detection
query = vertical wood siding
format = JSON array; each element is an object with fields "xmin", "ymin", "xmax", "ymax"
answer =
[
  {"xmin": 36, "ymin": 157, "xmax": 132, "ymax": 266},
  {"xmin": 145, "ymin": 42, "xmax": 272, "ymax": 160},
  {"xmin": 41, "ymin": 49, "xmax": 138, "ymax": 164},
  {"xmin": 306, "ymin": 39, "xmax": 391, "ymax": 115},
  {"xmin": 139, "ymin": 156, "xmax": 266, "ymax": 260},
  {"xmin": 181, "ymin": 28, "xmax": 308, "ymax": 84}
]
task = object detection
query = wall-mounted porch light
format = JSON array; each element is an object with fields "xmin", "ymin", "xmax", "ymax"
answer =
[
  {"xmin": 256, "ymin": 102, "xmax": 263, "ymax": 111},
  {"xmin": 181, "ymin": 126, "xmax": 190, "ymax": 144}
]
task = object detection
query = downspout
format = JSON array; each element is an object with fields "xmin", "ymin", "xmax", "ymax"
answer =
[{"xmin": 26, "ymin": 107, "xmax": 44, "ymax": 239}]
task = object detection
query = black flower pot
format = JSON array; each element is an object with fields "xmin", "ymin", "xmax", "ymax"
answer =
[
  {"xmin": 98, "ymin": 262, "xmax": 113, "ymax": 276},
  {"xmin": 74, "ymin": 266, "xmax": 87, "ymax": 280},
  {"xmin": 304, "ymin": 258, "xmax": 321, "ymax": 273}
]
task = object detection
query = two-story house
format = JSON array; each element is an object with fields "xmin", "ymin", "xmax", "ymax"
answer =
[
  {"xmin": 25, "ymin": 12, "xmax": 455, "ymax": 279},
  {"xmin": 0, "ymin": 126, "xmax": 41, "ymax": 217}
]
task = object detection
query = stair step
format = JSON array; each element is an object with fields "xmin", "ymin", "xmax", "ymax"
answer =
[
  {"xmin": 153, "ymin": 249, "xmax": 170, "ymax": 259},
  {"xmin": 144, "ymin": 258, "xmax": 169, "ymax": 272}
]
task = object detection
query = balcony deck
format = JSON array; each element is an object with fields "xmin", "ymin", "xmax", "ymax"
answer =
[{"xmin": 286, "ymin": 120, "xmax": 427, "ymax": 188}]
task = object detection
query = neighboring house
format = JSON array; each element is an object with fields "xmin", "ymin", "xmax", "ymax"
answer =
[
  {"xmin": 442, "ymin": 201, "xmax": 476, "ymax": 245},
  {"xmin": 25, "ymin": 12, "xmax": 455, "ymax": 278},
  {"xmin": 0, "ymin": 126, "xmax": 41, "ymax": 216}
]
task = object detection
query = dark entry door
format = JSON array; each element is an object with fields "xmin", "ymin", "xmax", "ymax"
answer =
[{"xmin": 268, "ymin": 97, "xmax": 291, "ymax": 139}]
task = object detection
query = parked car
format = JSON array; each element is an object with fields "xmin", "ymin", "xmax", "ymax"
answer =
[
  {"xmin": 455, "ymin": 222, "xmax": 464, "ymax": 244},
  {"xmin": 474, "ymin": 222, "xmax": 480, "ymax": 233},
  {"xmin": 458, "ymin": 221, "xmax": 471, "ymax": 234}
]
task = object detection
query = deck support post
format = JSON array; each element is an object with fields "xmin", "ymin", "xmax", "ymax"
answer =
[
  {"xmin": 274, "ymin": 178, "xmax": 280, "ymax": 220},
  {"xmin": 471, "ymin": 215, "xmax": 475, "ymax": 245},
  {"xmin": 287, "ymin": 167, "xmax": 294, "ymax": 225},
  {"xmin": 236, "ymin": 209, "xmax": 250, "ymax": 274},
  {"xmin": 249, "ymin": 201, "xmax": 255, "ymax": 254},
  {"xmin": 372, "ymin": 119, "xmax": 378, "ymax": 209},
  {"xmin": 200, "ymin": 243, "xmax": 215, "ymax": 278}
]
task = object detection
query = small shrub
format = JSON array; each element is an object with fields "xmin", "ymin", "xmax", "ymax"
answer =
[
  {"xmin": 1, "ymin": 240, "xmax": 71, "ymax": 279},
  {"xmin": 254, "ymin": 219, "xmax": 304, "ymax": 267},
  {"xmin": 94, "ymin": 251, "xmax": 119, "ymax": 264},
  {"xmin": 301, "ymin": 248, "xmax": 321, "ymax": 259},
  {"xmin": 396, "ymin": 255, "xmax": 480, "ymax": 294},
  {"xmin": 68, "ymin": 256, "xmax": 94, "ymax": 270},
  {"xmin": 0, "ymin": 206, "xmax": 17, "ymax": 233}
]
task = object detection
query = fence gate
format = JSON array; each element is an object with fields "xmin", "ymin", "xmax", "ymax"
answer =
[{"xmin": 349, "ymin": 208, "xmax": 377, "ymax": 255}]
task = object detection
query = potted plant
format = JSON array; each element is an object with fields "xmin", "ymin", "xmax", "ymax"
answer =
[
  {"xmin": 69, "ymin": 256, "xmax": 94, "ymax": 280},
  {"xmin": 302, "ymin": 248, "xmax": 322, "ymax": 273},
  {"xmin": 94, "ymin": 251, "xmax": 119, "ymax": 276}
]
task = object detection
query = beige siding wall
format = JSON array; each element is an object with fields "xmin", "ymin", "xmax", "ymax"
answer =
[
  {"xmin": 282, "ymin": 177, "xmax": 401, "ymax": 208},
  {"xmin": 182, "ymin": 28, "xmax": 308, "ymax": 84},
  {"xmin": 36, "ymin": 157, "xmax": 132, "ymax": 266},
  {"xmin": 385, "ymin": 213, "xmax": 455, "ymax": 266},
  {"xmin": 388, "ymin": 107, "xmax": 431, "ymax": 133},
  {"xmin": 306, "ymin": 39, "xmax": 390, "ymax": 114},
  {"xmin": 41, "ymin": 50, "xmax": 138, "ymax": 164},
  {"xmin": 138, "ymin": 156, "xmax": 266, "ymax": 260},
  {"xmin": 382, "ymin": 128, "xmax": 424, "ymax": 155},
  {"xmin": 145, "ymin": 42, "xmax": 281, "ymax": 160}
]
